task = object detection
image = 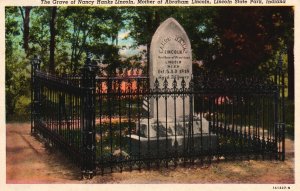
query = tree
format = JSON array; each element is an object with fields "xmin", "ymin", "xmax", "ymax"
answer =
[
  {"xmin": 19, "ymin": 7, "xmax": 32, "ymax": 57},
  {"xmin": 6, "ymin": 7, "xmax": 30, "ymax": 118},
  {"xmin": 5, "ymin": 7, "xmax": 20, "ymax": 58},
  {"xmin": 211, "ymin": 7, "xmax": 294, "ymax": 77},
  {"xmin": 287, "ymin": 35, "xmax": 294, "ymax": 100},
  {"xmin": 61, "ymin": 7, "xmax": 108, "ymax": 72},
  {"xmin": 105, "ymin": 8, "xmax": 126, "ymax": 46},
  {"xmin": 49, "ymin": 7, "xmax": 57, "ymax": 73},
  {"xmin": 281, "ymin": 7, "xmax": 294, "ymax": 100},
  {"xmin": 126, "ymin": 7, "xmax": 164, "ymax": 75},
  {"xmin": 30, "ymin": 7, "xmax": 52, "ymax": 69}
]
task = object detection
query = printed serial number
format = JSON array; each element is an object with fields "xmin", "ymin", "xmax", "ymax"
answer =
[{"xmin": 273, "ymin": 186, "xmax": 290, "ymax": 190}]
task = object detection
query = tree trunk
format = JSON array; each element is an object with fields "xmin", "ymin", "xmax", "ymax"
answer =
[
  {"xmin": 146, "ymin": 43, "xmax": 150, "ymax": 76},
  {"xmin": 145, "ymin": 11, "xmax": 153, "ymax": 77},
  {"xmin": 116, "ymin": 32, "xmax": 118, "ymax": 46},
  {"xmin": 49, "ymin": 7, "xmax": 57, "ymax": 74},
  {"xmin": 19, "ymin": 7, "xmax": 32, "ymax": 57},
  {"xmin": 287, "ymin": 41, "xmax": 294, "ymax": 100}
]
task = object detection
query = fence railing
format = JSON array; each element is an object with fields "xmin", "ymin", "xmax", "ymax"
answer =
[{"xmin": 31, "ymin": 54, "xmax": 285, "ymax": 178}]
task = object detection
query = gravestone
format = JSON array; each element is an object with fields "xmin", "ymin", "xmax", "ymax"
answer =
[
  {"xmin": 141, "ymin": 17, "xmax": 204, "ymax": 138},
  {"xmin": 129, "ymin": 18, "xmax": 217, "ymax": 155},
  {"xmin": 149, "ymin": 17, "xmax": 192, "ymax": 120}
]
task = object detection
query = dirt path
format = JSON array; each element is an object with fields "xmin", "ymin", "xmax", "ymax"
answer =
[
  {"xmin": 6, "ymin": 123, "xmax": 294, "ymax": 184},
  {"xmin": 6, "ymin": 123, "xmax": 82, "ymax": 184}
]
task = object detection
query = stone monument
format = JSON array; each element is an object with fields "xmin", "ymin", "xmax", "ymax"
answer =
[
  {"xmin": 129, "ymin": 18, "xmax": 217, "ymax": 156},
  {"xmin": 149, "ymin": 17, "xmax": 192, "ymax": 120}
]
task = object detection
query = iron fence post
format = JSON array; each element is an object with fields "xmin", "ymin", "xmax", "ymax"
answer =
[
  {"xmin": 31, "ymin": 55, "xmax": 41, "ymax": 134},
  {"xmin": 274, "ymin": 51, "xmax": 285, "ymax": 160},
  {"xmin": 81, "ymin": 52, "xmax": 98, "ymax": 179},
  {"xmin": 277, "ymin": 51, "xmax": 286, "ymax": 161}
]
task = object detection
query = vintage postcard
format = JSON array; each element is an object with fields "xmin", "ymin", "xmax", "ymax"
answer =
[{"xmin": 0, "ymin": 0, "xmax": 299, "ymax": 191}]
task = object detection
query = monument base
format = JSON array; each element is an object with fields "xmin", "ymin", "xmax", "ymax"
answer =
[
  {"xmin": 127, "ymin": 116, "xmax": 218, "ymax": 157},
  {"xmin": 136, "ymin": 115, "xmax": 211, "ymax": 137},
  {"xmin": 127, "ymin": 134, "xmax": 218, "ymax": 157}
]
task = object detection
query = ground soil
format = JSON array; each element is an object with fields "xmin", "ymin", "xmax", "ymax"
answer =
[{"xmin": 6, "ymin": 123, "xmax": 294, "ymax": 184}]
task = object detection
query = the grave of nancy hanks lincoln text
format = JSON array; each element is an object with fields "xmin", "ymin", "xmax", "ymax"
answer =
[{"xmin": 129, "ymin": 18, "xmax": 217, "ymax": 156}]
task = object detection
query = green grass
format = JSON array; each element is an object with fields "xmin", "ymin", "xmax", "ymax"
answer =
[{"xmin": 95, "ymin": 122, "xmax": 135, "ymax": 157}]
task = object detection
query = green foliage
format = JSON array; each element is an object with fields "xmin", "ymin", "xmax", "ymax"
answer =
[
  {"xmin": 211, "ymin": 7, "xmax": 293, "ymax": 75},
  {"xmin": 96, "ymin": 122, "xmax": 136, "ymax": 156},
  {"xmin": 5, "ymin": 6, "xmax": 294, "ymax": 122},
  {"xmin": 6, "ymin": 7, "xmax": 31, "ymax": 121},
  {"xmin": 5, "ymin": 52, "xmax": 31, "ymax": 121},
  {"xmin": 5, "ymin": 7, "xmax": 20, "ymax": 57}
]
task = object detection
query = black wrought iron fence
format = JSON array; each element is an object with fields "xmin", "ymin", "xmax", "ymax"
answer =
[{"xmin": 31, "ymin": 54, "xmax": 285, "ymax": 178}]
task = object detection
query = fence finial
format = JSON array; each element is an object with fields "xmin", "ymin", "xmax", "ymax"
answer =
[
  {"xmin": 85, "ymin": 51, "xmax": 93, "ymax": 66},
  {"xmin": 83, "ymin": 51, "xmax": 98, "ymax": 73},
  {"xmin": 172, "ymin": 78, "xmax": 177, "ymax": 89},
  {"xmin": 31, "ymin": 55, "xmax": 41, "ymax": 70},
  {"xmin": 154, "ymin": 78, "xmax": 160, "ymax": 89}
]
